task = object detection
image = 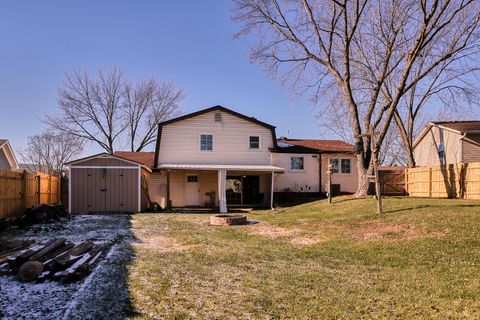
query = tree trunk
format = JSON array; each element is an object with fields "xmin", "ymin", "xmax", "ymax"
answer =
[{"xmin": 353, "ymin": 153, "xmax": 371, "ymax": 198}]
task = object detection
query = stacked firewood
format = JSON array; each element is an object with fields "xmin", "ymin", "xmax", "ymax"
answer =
[
  {"xmin": 0, "ymin": 238, "xmax": 105, "ymax": 283},
  {"xmin": 0, "ymin": 204, "xmax": 69, "ymax": 231}
]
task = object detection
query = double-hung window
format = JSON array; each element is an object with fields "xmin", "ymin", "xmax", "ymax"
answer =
[
  {"xmin": 329, "ymin": 158, "xmax": 339, "ymax": 173},
  {"xmin": 341, "ymin": 159, "xmax": 351, "ymax": 174},
  {"xmin": 200, "ymin": 134, "xmax": 213, "ymax": 151},
  {"xmin": 329, "ymin": 158, "xmax": 351, "ymax": 174},
  {"xmin": 249, "ymin": 136, "xmax": 260, "ymax": 149},
  {"xmin": 290, "ymin": 157, "xmax": 304, "ymax": 170}
]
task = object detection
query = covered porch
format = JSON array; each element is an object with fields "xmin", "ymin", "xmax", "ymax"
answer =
[{"xmin": 156, "ymin": 164, "xmax": 284, "ymax": 213}]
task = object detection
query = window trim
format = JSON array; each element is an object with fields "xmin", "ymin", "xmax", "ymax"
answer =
[
  {"xmin": 340, "ymin": 158, "xmax": 352, "ymax": 174},
  {"xmin": 290, "ymin": 156, "xmax": 305, "ymax": 171},
  {"xmin": 329, "ymin": 158, "xmax": 339, "ymax": 174},
  {"xmin": 329, "ymin": 157, "xmax": 352, "ymax": 175},
  {"xmin": 199, "ymin": 133, "xmax": 214, "ymax": 152},
  {"xmin": 249, "ymin": 135, "xmax": 261, "ymax": 150}
]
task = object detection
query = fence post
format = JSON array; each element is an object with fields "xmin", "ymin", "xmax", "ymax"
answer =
[
  {"xmin": 428, "ymin": 167, "xmax": 432, "ymax": 197},
  {"xmin": 21, "ymin": 170, "xmax": 27, "ymax": 210},
  {"xmin": 48, "ymin": 174, "xmax": 52, "ymax": 204},
  {"xmin": 404, "ymin": 169, "xmax": 408, "ymax": 196},
  {"xmin": 36, "ymin": 174, "xmax": 41, "ymax": 205}
]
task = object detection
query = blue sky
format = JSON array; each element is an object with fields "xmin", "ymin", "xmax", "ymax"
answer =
[{"xmin": 0, "ymin": 1, "xmax": 323, "ymax": 156}]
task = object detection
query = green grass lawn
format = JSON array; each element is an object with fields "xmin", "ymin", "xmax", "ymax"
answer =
[{"xmin": 127, "ymin": 197, "xmax": 480, "ymax": 319}]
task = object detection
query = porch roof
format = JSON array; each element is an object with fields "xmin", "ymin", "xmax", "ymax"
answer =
[{"xmin": 157, "ymin": 163, "xmax": 284, "ymax": 172}]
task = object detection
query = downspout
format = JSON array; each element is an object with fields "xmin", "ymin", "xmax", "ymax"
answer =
[
  {"xmin": 459, "ymin": 132, "xmax": 467, "ymax": 163},
  {"xmin": 458, "ymin": 132, "xmax": 467, "ymax": 199}
]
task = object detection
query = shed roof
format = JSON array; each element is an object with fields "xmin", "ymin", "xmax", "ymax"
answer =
[
  {"xmin": 273, "ymin": 138, "xmax": 354, "ymax": 153},
  {"xmin": 67, "ymin": 153, "xmax": 152, "ymax": 171}
]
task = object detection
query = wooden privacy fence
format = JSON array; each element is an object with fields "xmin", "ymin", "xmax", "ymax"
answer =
[
  {"xmin": 369, "ymin": 169, "xmax": 407, "ymax": 196},
  {"xmin": 406, "ymin": 162, "xmax": 480, "ymax": 199},
  {"xmin": 0, "ymin": 169, "xmax": 62, "ymax": 219}
]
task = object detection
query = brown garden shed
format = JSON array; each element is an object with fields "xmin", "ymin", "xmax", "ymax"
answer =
[{"xmin": 67, "ymin": 153, "xmax": 151, "ymax": 213}]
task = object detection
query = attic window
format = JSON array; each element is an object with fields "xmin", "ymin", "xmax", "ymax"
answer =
[{"xmin": 214, "ymin": 112, "xmax": 222, "ymax": 122}]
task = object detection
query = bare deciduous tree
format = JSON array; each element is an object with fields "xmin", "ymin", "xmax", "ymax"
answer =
[
  {"xmin": 234, "ymin": 0, "xmax": 480, "ymax": 196},
  {"xmin": 45, "ymin": 67, "xmax": 184, "ymax": 153},
  {"xmin": 123, "ymin": 79, "xmax": 184, "ymax": 152},
  {"xmin": 20, "ymin": 132, "xmax": 84, "ymax": 175}
]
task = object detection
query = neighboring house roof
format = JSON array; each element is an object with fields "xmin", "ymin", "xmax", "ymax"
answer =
[
  {"xmin": 413, "ymin": 120, "xmax": 480, "ymax": 148},
  {"xmin": 273, "ymin": 138, "xmax": 355, "ymax": 153},
  {"xmin": 0, "ymin": 138, "xmax": 19, "ymax": 170},
  {"xmin": 113, "ymin": 151, "xmax": 155, "ymax": 168},
  {"xmin": 153, "ymin": 105, "xmax": 278, "ymax": 168},
  {"xmin": 431, "ymin": 120, "xmax": 480, "ymax": 133}
]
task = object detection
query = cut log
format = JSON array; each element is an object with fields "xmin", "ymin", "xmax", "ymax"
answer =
[
  {"xmin": 44, "ymin": 241, "xmax": 94, "ymax": 272},
  {"xmin": 0, "ymin": 242, "xmax": 37, "ymax": 263},
  {"xmin": 39, "ymin": 242, "xmax": 74, "ymax": 263},
  {"xmin": 12, "ymin": 243, "xmax": 49, "ymax": 271},
  {"xmin": 29, "ymin": 238, "xmax": 66, "ymax": 262},
  {"xmin": 18, "ymin": 261, "xmax": 44, "ymax": 282},
  {"xmin": 60, "ymin": 253, "xmax": 92, "ymax": 283}
]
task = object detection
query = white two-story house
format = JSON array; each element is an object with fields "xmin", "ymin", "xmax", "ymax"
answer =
[{"xmin": 67, "ymin": 106, "xmax": 357, "ymax": 213}]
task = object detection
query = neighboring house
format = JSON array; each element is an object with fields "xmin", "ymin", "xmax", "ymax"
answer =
[
  {"xmin": 414, "ymin": 121, "xmax": 480, "ymax": 167},
  {"xmin": 67, "ymin": 106, "xmax": 357, "ymax": 213},
  {"xmin": 0, "ymin": 139, "xmax": 19, "ymax": 171}
]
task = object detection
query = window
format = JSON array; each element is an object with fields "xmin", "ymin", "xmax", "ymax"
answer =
[
  {"xmin": 187, "ymin": 176, "xmax": 198, "ymax": 182},
  {"xmin": 290, "ymin": 157, "xmax": 304, "ymax": 170},
  {"xmin": 200, "ymin": 134, "xmax": 213, "ymax": 151},
  {"xmin": 214, "ymin": 112, "xmax": 222, "ymax": 122},
  {"xmin": 329, "ymin": 158, "xmax": 339, "ymax": 173},
  {"xmin": 341, "ymin": 159, "xmax": 351, "ymax": 174},
  {"xmin": 249, "ymin": 136, "xmax": 260, "ymax": 149}
]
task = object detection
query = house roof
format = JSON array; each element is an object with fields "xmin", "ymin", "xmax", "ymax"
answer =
[
  {"xmin": 0, "ymin": 138, "xmax": 19, "ymax": 170},
  {"xmin": 113, "ymin": 151, "xmax": 155, "ymax": 168},
  {"xmin": 431, "ymin": 120, "xmax": 480, "ymax": 133},
  {"xmin": 154, "ymin": 105, "xmax": 278, "ymax": 168},
  {"xmin": 413, "ymin": 120, "xmax": 480, "ymax": 149},
  {"xmin": 273, "ymin": 138, "xmax": 354, "ymax": 153}
]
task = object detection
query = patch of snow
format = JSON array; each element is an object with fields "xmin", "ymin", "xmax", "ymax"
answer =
[{"xmin": 0, "ymin": 214, "xmax": 135, "ymax": 320}]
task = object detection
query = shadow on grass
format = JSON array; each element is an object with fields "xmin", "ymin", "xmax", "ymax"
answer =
[{"xmin": 384, "ymin": 203, "xmax": 480, "ymax": 214}]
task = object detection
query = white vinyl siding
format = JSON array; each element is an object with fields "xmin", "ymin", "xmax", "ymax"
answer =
[
  {"xmin": 157, "ymin": 110, "xmax": 274, "ymax": 165},
  {"xmin": 0, "ymin": 150, "xmax": 11, "ymax": 170},
  {"xmin": 272, "ymin": 153, "xmax": 320, "ymax": 192},
  {"xmin": 414, "ymin": 126, "xmax": 462, "ymax": 167},
  {"xmin": 321, "ymin": 154, "xmax": 358, "ymax": 193}
]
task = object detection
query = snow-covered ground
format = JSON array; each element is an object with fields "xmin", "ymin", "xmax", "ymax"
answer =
[{"xmin": 0, "ymin": 214, "xmax": 136, "ymax": 320}]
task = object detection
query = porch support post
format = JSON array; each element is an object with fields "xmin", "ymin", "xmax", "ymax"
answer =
[
  {"xmin": 218, "ymin": 169, "xmax": 227, "ymax": 213},
  {"xmin": 270, "ymin": 170, "xmax": 275, "ymax": 210},
  {"xmin": 166, "ymin": 169, "xmax": 171, "ymax": 210}
]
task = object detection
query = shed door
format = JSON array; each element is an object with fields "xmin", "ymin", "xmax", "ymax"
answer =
[
  {"xmin": 86, "ymin": 169, "xmax": 107, "ymax": 212},
  {"xmin": 105, "ymin": 168, "xmax": 138, "ymax": 212}
]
